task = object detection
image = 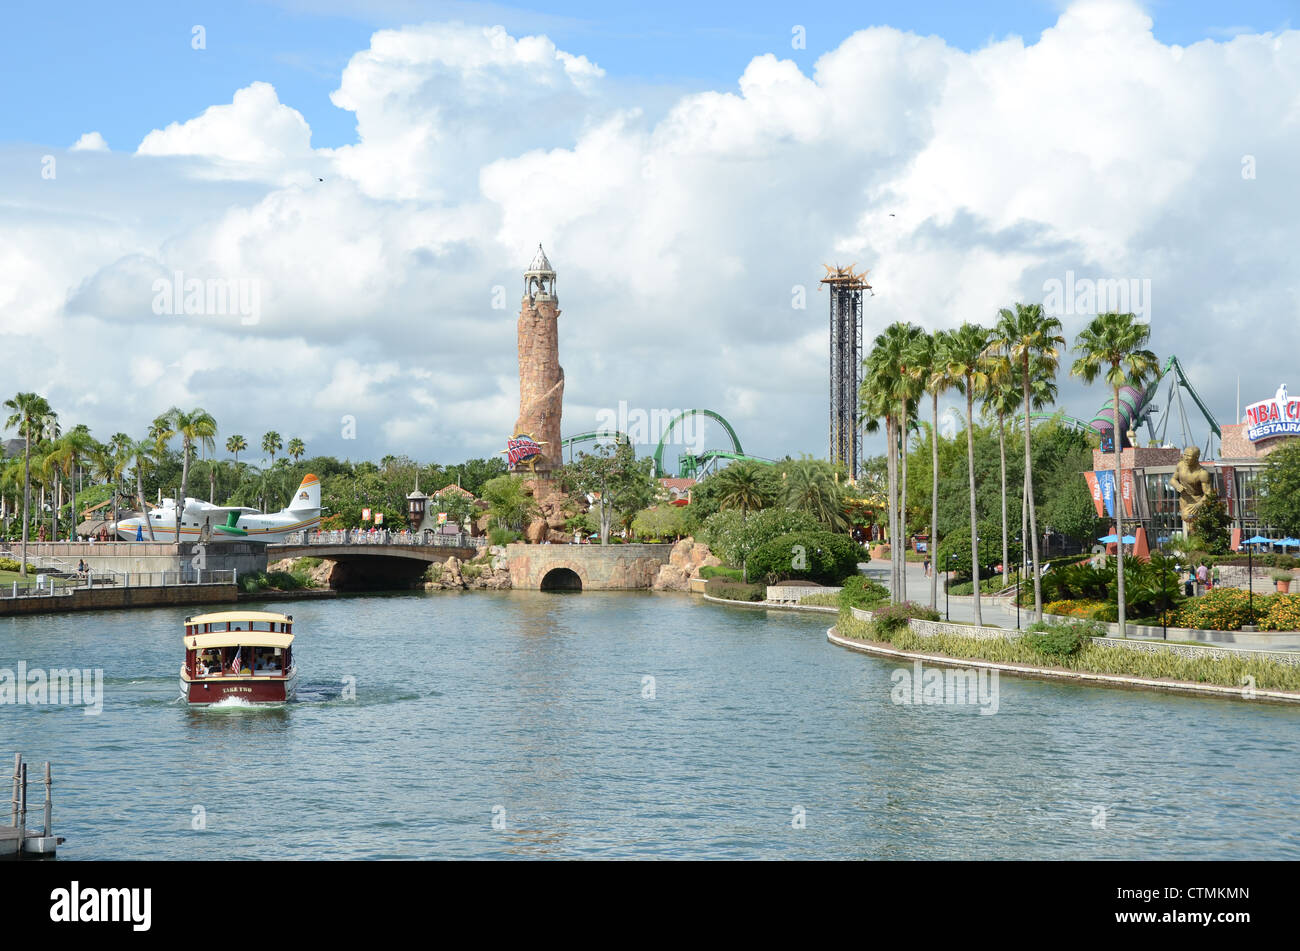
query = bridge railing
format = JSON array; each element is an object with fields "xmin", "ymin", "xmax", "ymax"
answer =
[{"xmin": 281, "ymin": 530, "xmax": 487, "ymax": 549}]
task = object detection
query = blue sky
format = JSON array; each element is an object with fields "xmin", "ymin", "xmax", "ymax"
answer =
[{"xmin": 3, "ymin": 0, "xmax": 1295, "ymax": 151}]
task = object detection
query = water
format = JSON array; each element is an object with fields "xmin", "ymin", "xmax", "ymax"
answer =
[{"xmin": 3, "ymin": 590, "xmax": 1299, "ymax": 859}]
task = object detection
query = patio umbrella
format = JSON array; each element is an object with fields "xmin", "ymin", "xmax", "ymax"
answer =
[
  {"xmin": 1243, "ymin": 535, "xmax": 1275, "ymax": 546},
  {"xmin": 1279, "ymin": 538, "xmax": 1300, "ymax": 548},
  {"xmin": 1097, "ymin": 534, "xmax": 1118, "ymax": 543}
]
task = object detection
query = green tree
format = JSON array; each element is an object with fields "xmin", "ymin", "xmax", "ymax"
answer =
[
  {"xmin": 4, "ymin": 392, "xmax": 54, "ymax": 574},
  {"xmin": 916, "ymin": 328, "xmax": 952, "ymax": 610},
  {"xmin": 1071, "ymin": 311, "xmax": 1160, "ymax": 638},
  {"xmin": 986, "ymin": 302, "xmax": 1065, "ymax": 621},
  {"xmin": 939, "ymin": 322, "xmax": 992, "ymax": 624},
  {"xmin": 712, "ymin": 460, "xmax": 778, "ymax": 518},
  {"xmin": 559, "ymin": 442, "xmax": 655, "ymax": 545},
  {"xmin": 480, "ymin": 475, "xmax": 539, "ymax": 533},
  {"xmin": 1189, "ymin": 491, "xmax": 1231, "ymax": 555},
  {"xmin": 162, "ymin": 407, "xmax": 218, "ymax": 545},
  {"xmin": 287, "ymin": 438, "xmax": 306, "ymax": 463},
  {"xmin": 1259, "ymin": 438, "xmax": 1300, "ymax": 537},
  {"xmin": 780, "ymin": 457, "xmax": 848, "ymax": 530}
]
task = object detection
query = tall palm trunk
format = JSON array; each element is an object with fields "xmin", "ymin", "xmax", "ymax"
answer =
[
  {"xmin": 966, "ymin": 384, "xmax": 982, "ymax": 625},
  {"xmin": 898, "ymin": 409, "xmax": 908, "ymax": 603},
  {"xmin": 1114, "ymin": 381, "xmax": 1126, "ymax": 637},
  {"xmin": 998, "ymin": 414, "xmax": 1008, "ymax": 593},
  {"xmin": 1023, "ymin": 358, "xmax": 1044, "ymax": 621},
  {"xmin": 69, "ymin": 465, "xmax": 77, "ymax": 541},
  {"xmin": 177, "ymin": 446, "xmax": 191, "ymax": 548},
  {"xmin": 136, "ymin": 466, "xmax": 156, "ymax": 541},
  {"xmin": 886, "ymin": 415, "xmax": 899, "ymax": 601},
  {"xmin": 929, "ymin": 391, "xmax": 939, "ymax": 610},
  {"xmin": 19, "ymin": 433, "xmax": 30, "ymax": 576}
]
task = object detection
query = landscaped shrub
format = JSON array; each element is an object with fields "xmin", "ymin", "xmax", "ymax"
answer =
[
  {"xmin": 699, "ymin": 565, "xmax": 744, "ymax": 581},
  {"xmin": 488, "ymin": 527, "xmax": 521, "ymax": 546},
  {"xmin": 460, "ymin": 563, "xmax": 484, "ymax": 581},
  {"xmin": 424, "ymin": 563, "xmax": 443, "ymax": 583},
  {"xmin": 1090, "ymin": 602, "xmax": 1119, "ymax": 622},
  {"xmin": 869, "ymin": 601, "xmax": 940, "ymax": 641},
  {"xmin": 264, "ymin": 570, "xmax": 304, "ymax": 590},
  {"xmin": 745, "ymin": 530, "xmax": 864, "ymax": 585},
  {"xmin": 1258, "ymin": 594, "xmax": 1300, "ymax": 631},
  {"xmin": 0, "ymin": 558, "xmax": 36, "ymax": 573},
  {"xmin": 704, "ymin": 577, "xmax": 766, "ymax": 602},
  {"xmin": 839, "ymin": 575, "xmax": 889, "ymax": 610},
  {"xmin": 1173, "ymin": 587, "xmax": 1258, "ymax": 631},
  {"xmin": 934, "ymin": 522, "xmax": 1020, "ymax": 582},
  {"xmin": 1043, "ymin": 599, "xmax": 1103, "ymax": 618},
  {"xmin": 1021, "ymin": 620, "xmax": 1099, "ymax": 657}
]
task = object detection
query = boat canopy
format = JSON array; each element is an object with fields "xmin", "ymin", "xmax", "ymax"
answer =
[
  {"xmin": 186, "ymin": 631, "xmax": 294, "ymax": 650},
  {"xmin": 188, "ymin": 611, "xmax": 291, "ymax": 626}
]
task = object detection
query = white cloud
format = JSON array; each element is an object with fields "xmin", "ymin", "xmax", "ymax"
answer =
[
  {"xmin": 8, "ymin": 4, "xmax": 1300, "ymax": 467},
  {"xmin": 70, "ymin": 131, "xmax": 109, "ymax": 152},
  {"xmin": 136, "ymin": 82, "xmax": 317, "ymax": 183}
]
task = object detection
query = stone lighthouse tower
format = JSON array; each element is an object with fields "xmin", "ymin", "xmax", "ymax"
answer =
[{"xmin": 512, "ymin": 244, "xmax": 564, "ymax": 475}]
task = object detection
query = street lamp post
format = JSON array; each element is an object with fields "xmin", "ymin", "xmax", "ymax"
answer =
[
  {"xmin": 1013, "ymin": 532, "xmax": 1021, "ymax": 630},
  {"xmin": 945, "ymin": 553, "xmax": 952, "ymax": 621},
  {"xmin": 1248, "ymin": 542, "xmax": 1254, "ymax": 626}
]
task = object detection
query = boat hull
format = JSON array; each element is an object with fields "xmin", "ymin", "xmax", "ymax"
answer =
[{"xmin": 181, "ymin": 667, "xmax": 297, "ymax": 705}]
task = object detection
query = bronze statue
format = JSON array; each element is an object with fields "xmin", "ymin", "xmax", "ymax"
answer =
[{"xmin": 1170, "ymin": 446, "xmax": 1213, "ymax": 527}]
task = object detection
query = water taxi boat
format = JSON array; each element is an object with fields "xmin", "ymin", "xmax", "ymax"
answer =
[{"xmin": 181, "ymin": 611, "xmax": 298, "ymax": 705}]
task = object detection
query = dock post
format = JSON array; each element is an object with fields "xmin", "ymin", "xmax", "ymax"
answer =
[
  {"xmin": 43, "ymin": 762, "xmax": 51, "ymax": 838},
  {"xmin": 9, "ymin": 753, "xmax": 18, "ymax": 829},
  {"xmin": 16, "ymin": 761, "xmax": 26, "ymax": 854}
]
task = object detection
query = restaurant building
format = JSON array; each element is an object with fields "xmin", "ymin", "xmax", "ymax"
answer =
[{"xmin": 1085, "ymin": 383, "xmax": 1299, "ymax": 549}]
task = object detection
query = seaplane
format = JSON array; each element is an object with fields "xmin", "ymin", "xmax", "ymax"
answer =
[{"xmin": 114, "ymin": 474, "xmax": 321, "ymax": 544}]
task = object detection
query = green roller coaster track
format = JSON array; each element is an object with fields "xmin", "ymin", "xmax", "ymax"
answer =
[{"xmin": 560, "ymin": 430, "xmax": 630, "ymax": 463}]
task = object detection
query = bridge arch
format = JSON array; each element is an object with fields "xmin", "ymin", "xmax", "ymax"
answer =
[
  {"xmin": 540, "ymin": 566, "xmax": 584, "ymax": 591},
  {"xmin": 653, "ymin": 410, "xmax": 744, "ymax": 477}
]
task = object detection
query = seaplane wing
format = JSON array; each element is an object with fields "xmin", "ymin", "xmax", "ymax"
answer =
[{"xmin": 115, "ymin": 474, "xmax": 322, "ymax": 544}]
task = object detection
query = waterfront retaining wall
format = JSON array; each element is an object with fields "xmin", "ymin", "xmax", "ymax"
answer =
[
  {"xmin": 847, "ymin": 606, "xmax": 1300, "ymax": 665},
  {"xmin": 507, "ymin": 543, "xmax": 673, "ymax": 590},
  {"xmin": 11, "ymin": 541, "xmax": 267, "ymax": 577},
  {"xmin": 0, "ymin": 583, "xmax": 237, "ymax": 616}
]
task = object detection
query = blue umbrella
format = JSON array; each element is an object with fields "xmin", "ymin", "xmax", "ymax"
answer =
[
  {"xmin": 1280, "ymin": 538, "xmax": 1300, "ymax": 548},
  {"xmin": 1097, "ymin": 534, "xmax": 1137, "ymax": 544},
  {"xmin": 135, "ymin": 523, "xmax": 143, "ymax": 541},
  {"xmin": 1243, "ymin": 535, "xmax": 1275, "ymax": 546}
]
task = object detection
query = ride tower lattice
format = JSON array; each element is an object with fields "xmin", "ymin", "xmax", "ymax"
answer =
[{"xmin": 819, "ymin": 264, "xmax": 871, "ymax": 482}]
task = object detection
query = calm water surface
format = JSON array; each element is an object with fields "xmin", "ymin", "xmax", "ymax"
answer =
[{"xmin": 3, "ymin": 590, "xmax": 1299, "ymax": 859}]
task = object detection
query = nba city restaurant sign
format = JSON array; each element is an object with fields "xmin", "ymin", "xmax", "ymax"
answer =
[{"xmin": 1244, "ymin": 384, "xmax": 1300, "ymax": 443}]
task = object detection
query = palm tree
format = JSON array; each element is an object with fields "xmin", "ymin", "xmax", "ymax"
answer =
[
  {"xmin": 161, "ymin": 407, "xmax": 218, "ymax": 545},
  {"xmin": 909, "ymin": 329, "xmax": 949, "ymax": 611},
  {"xmin": 124, "ymin": 440, "xmax": 157, "ymax": 541},
  {"xmin": 863, "ymin": 323, "xmax": 924, "ymax": 602},
  {"xmin": 941, "ymin": 323, "xmax": 992, "ymax": 625},
  {"xmin": 261, "ymin": 432, "xmax": 282, "ymax": 507},
  {"xmin": 287, "ymin": 438, "xmax": 305, "ymax": 464},
  {"xmin": 44, "ymin": 425, "xmax": 95, "ymax": 540},
  {"xmin": 4, "ymin": 393, "xmax": 54, "ymax": 575},
  {"xmin": 987, "ymin": 303, "xmax": 1065, "ymax": 622},
  {"xmin": 1071, "ymin": 312, "xmax": 1159, "ymax": 639},
  {"xmin": 782, "ymin": 457, "xmax": 847, "ymax": 530},
  {"xmin": 714, "ymin": 461, "xmax": 772, "ymax": 519},
  {"xmin": 980, "ymin": 357, "xmax": 1017, "ymax": 599}
]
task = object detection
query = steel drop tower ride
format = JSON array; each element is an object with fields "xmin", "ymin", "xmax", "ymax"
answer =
[{"xmin": 820, "ymin": 264, "xmax": 871, "ymax": 482}]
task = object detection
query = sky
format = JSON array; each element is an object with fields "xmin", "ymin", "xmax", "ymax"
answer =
[{"xmin": 2, "ymin": 0, "xmax": 1299, "ymax": 472}]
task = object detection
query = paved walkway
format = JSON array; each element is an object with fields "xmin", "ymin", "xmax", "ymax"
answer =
[
  {"xmin": 861, "ymin": 560, "xmax": 1016, "ymax": 629},
  {"xmin": 861, "ymin": 559, "xmax": 1300, "ymax": 647}
]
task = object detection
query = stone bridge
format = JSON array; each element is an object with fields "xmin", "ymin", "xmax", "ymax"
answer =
[
  {"xmin": 506, "ymin": 542, "xmax": 674, "ymax": 591},
  {"xmin": 267, "ymin": 543, "xmax": 480, "ymax": 590}
]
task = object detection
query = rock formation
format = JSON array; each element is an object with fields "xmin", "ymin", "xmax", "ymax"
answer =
[{"xmin": 652, "ymin": 537, "xmax": 722, "ymax": 591}]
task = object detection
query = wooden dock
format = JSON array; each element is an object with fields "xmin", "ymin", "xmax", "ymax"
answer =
[{"xmin": 2, "ymin": 753, "xmax": 63, "ymax": 858}]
